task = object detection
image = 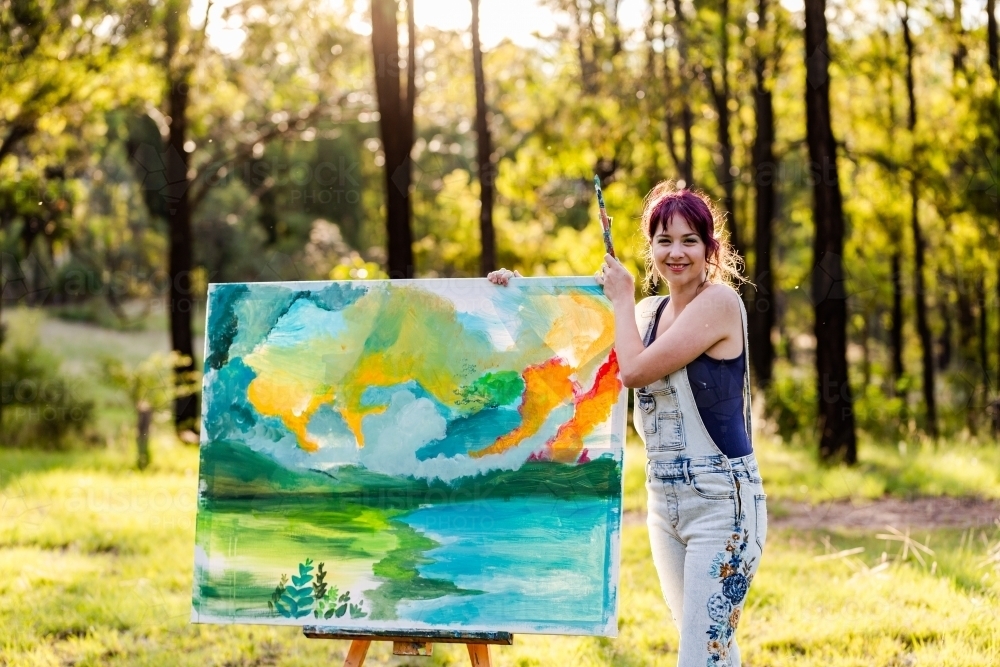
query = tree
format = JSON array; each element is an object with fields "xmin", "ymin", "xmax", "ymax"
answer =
[
  {"xmin": 100, "ymin": 351, "xmax": 198, "ymax": 469},
  {"xmin": 804, "ymin": 0, "xmax": 856, "ymax": 462},
  {"xmin": 370, "ymin": 0, "xmax": 416, "ymax": 278},
  {"xmin": 664, "ymin": 0, "xmax": 695, "ymax": 187},
  {"xmin": 160, "ymin": 0, "xmax": 199, "ymax": 433},
  {"xmin": 125, "ymin": 0, "xmax": 346, "ymax": 433},
  {"xmin": 900, "ymin": 3, "xmax": 937, "ymax": 436},
  {"xmin": 705, "ymin": 0, "xmax": 741, "ymax": 256},
  {"xmin": 471, "ymin": 0, "xmax": 495, "ymax": 275},
  {"xmin": 988, "ymin": 0, "xmax": 1000, "ymax": 435},
  {"xmin": 749, "ymin": 0, "xmax": 777, "ymax": 386}
]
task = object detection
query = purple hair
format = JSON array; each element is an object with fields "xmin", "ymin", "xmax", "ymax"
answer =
[
  {"xmin": 645, "ymin": 188, "xmax": 721, "ymax": 263},
  {"xmin": 640, "ymin": 182, "xmax": 743, "ymax": 290}
]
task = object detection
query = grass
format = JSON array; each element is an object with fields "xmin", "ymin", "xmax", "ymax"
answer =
[
  {"xmin": 622, "ymin": 434, "xmax": 1000, "ymax": 515},
  {"xmin": 3, "ymin": 303, "xmax": 1000, "ymax": 664},
  {"xmin": 2, "ymin": 438, "xmax": 999, "ymax": 666}
]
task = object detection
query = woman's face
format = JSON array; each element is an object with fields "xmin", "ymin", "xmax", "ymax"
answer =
[{"xmin": 650, "ymin": 214, "xmax": 708, "ymax": 288}]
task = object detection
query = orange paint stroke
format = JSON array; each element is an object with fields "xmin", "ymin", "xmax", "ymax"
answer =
[
  {"xmin": 546, "ymin": 350, "xmax": 622, "ymax": 463},
  {"xmin": 470, "ymin": 357, "xmax": 575, "ymax": 458}
]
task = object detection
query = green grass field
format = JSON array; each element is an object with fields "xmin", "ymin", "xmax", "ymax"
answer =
[{"xmin": 2, "ymin": 436, "xmax": 998, "ymax": 666}]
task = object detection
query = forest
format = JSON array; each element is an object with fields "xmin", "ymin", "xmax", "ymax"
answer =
[
  {"xmin": 4, "ymin": 0, "xmax": 998, "ymax": 461},
  {"xmin": 3, "ymin": 2, "xmax": 1000, "ymax": 666},
  {"xmin": 1, "ymin": 0, "xmax": 999, "ymax": 466}
]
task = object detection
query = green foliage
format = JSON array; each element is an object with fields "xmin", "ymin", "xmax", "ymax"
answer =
[
  {"xmin": 1, "ymin": 0, "xmax": 997, "ymax": 448},
  {"xmin": 0, "ymin": 315, "xmax": 93, "ymax": 448},
  {"xmin": 763, "ymin": 371, "xmax": 817, "ymax": 444},
  {"xmin": 98, "ymin": 350, "xmax": 199, "ymax": 467},
  {"xmin": 268, "ymin": 559, "xmax": 366, "ymax": 621},
  {"xmin": 458, "ymin": 370, "xmax": 525, "ymax": 410},
  {"xmin": 98, "ymin": 351, "xmax": 199, "ymax": 414}
]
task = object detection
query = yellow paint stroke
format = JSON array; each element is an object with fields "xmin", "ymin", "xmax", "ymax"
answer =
[
  {"xmin": 470, "ymin": 357, "xmax": 575, "ymax": 458},
  {"xmin": 247, "ymin": 375, "xmax": 335, "ymax": 453},
  {"xmin": 336, "ymin": 287, "xmax": 503, "ymax": 446},
  {"xmin": 543, "ymin": 293, "xmax": 614, "ymax": 370},
  {"xmin": 546, "ymin": 350, "xmax": 622, "ymax": 463}
]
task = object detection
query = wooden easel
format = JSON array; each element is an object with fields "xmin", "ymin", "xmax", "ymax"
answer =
[{"xmin": 303, "ymin": 627, "xmax": 514, "ymax": 667}]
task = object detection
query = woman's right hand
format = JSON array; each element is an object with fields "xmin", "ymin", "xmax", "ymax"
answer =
[{"xmin": 487, "ymin": 268, "xmax": 522, "ymax": 286}]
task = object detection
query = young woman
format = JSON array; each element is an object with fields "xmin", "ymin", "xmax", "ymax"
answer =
[{"xmin": 489, "ymin": 182, "xmax": 766, "ymax": 667}]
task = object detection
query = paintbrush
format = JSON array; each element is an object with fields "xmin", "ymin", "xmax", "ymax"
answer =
[{"xmin": 593, "ymin": 175, "xmax": 616, "ymax": 258}]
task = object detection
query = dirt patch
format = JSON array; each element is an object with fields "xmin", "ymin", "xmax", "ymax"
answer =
[{"xmin": 624, "ymin": 497, "xmax": 1000, "ymax": 531}]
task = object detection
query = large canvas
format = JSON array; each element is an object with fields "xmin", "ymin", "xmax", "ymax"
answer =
[{"xmin": 191, "ymin": 278, "xmax": 626, "ymax": 636}]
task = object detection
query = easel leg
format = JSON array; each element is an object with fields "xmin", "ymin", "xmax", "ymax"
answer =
[
  {"xmin": 467, "ymin": 643, "xmax": 491, "ymax": 667},
  {"xmin": 343, "ymin": 640, "xmax": 371, "ymax": 667}
]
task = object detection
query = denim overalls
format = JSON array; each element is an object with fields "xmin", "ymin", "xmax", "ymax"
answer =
[{"xmin": 633, "ymin": 295, "xmax": 767, "ymax": 667}]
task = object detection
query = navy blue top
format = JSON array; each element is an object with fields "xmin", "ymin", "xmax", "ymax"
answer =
[{"xmin": 647, "ymin": 297, "xmax": 752, "ymax": 458}]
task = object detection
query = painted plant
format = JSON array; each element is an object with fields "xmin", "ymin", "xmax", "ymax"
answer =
[{"xmin": 191, "ymin": 278, "xmax": 626, "ymax": 636}]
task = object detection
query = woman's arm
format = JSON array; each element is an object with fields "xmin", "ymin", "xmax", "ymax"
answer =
[{"xmin": 599, "ymin": 255, "xmax": 740, "ymax": 388}]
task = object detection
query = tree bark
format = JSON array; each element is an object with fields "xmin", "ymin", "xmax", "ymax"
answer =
[
  {"xmin": 710, "ymin": 0, "xmax": 739, "ymax": 255},
  {"xmin": 952, "ymin": 0, "xmax": 967, "ymax": 76},
  {"xmin": 750, "ymin": 0, "xmax": 776, "ymax": 387},
  {"xmin": 989, "ymin": 0, "xmax": 999, "ymax": 83},
  {"xmin": 471, "ymin": 0, "xmax": 495, "ymax": 276},
  {"xmin": 988, "ymin": 0, "xmax": 1000, "ymax": 435},
  {"xmin": 902, "ymin": 6, "xmax": 937, "ymax": 436},
  {"xmin": 164, "ymin": 1, "xmax": 198, "ymax": 433},
  {"xmin": 804, "ymin": 0, "xmax": 856, "ymax": 462},
  {"xmin": 575, "ymin": 0, "xmax": 597, "ymax": 94},
  {"xmin": 890, "ymin": 250, "xmax": 905, "ymax": 382},
  {"xmin": 371, "ymin": 0, "xmax": 415, "ymax": 278},
  {"xmin": 669, "ymin": 0, "xmax": 694, "ymax": 187},
  {"xmin": 137, "ymin": 402, "xmax": 153, "ymax": 470}
]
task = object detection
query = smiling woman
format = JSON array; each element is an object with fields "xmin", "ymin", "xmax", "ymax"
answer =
[{"xmin": 594, "ymin": 181, "xmax": 764, "ymax": 667}]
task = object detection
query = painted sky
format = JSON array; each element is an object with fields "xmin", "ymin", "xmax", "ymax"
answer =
[{"xmin": 200, "ymin": 278, "xmax": 624, "ymax": 482}]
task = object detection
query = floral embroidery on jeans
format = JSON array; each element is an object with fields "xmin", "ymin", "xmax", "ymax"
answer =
[{"xmin": 706, "ymin": 515, "xmax": 756, "ymax": 666}]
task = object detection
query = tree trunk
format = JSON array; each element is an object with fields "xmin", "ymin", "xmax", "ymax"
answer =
[
  {"xmin": 137, "ymin": 402, "xmax": 153, "ymax": 470},
  {"xmin": 953, "ymin": 0, "xmax": 967, "ymax": 76},
  {"xmin": 711, "ymin": 0, "xmax": 739, "ymax": 255},
  {"xmin": 937, "ymin": 295, "xmax": 952, "ymax": 370},
  {"xmin": 371, "ymin": 0, "xmax": 415, "ymax": 278},
  {"xmin": 165, "ymin": 70, "xmax": 199, "ymax": 433},
  {"xmin": 750, "ymin": 0, "xmax": 776, "ymax": 387},
  {"xmin": 804, "ymin": 0, "xmax": 856, "ymax": 463},
  {"xmin": 989, "ymin": 0, "xmax": 999, "ymax": 83},
  {"xmin": 890, "ymin": 250, "xmax": 905, "ymax": 383},
  {"xmin": 575, "ymin": 0, "xmax": 597, "ymax": 93},
  {"xmin": 670, "ymin": 0, "xmax": 694, "ymax": 187},
  {"xmin": 902, "ymin": 7, "xmax": 937, "ymax": 436},
  {"xmin": 988, "ymin": 0, "xmax": 1000, "ymax": 435},
  {"xmin": 471, "ymin": 0, "xmax": 495, "ymax": 276}
]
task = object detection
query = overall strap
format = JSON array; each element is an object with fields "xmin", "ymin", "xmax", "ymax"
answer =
[
  {"xmin": 736, "ymin": 294, "xmax": 753, "ymax": 442},
  {"xmin": 639, "ymin": 296, "xmax": 669, "ymax": 347}
]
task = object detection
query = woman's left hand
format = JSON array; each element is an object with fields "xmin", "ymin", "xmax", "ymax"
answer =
[{"xmin": 595, "ymin": 254, "xmax": 634, "ymax": 305}]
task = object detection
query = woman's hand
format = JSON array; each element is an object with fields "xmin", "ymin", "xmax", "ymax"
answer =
[
  {"xmin": 487, "ymin": 268, "xmax": 522, "ymax": 286},
  {"xmin": 596, "ymin": 254, "xmax": 634, "ymax": 305}
]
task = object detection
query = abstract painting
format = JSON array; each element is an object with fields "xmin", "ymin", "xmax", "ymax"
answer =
[{"xmin": 191, "ymin": 278, "xmax": 626, "ymax": 636}]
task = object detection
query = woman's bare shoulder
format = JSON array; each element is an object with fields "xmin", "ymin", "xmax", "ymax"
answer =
[{"xmin": 693, "ymin": 283, "xmax": 743, "ymax": 316}]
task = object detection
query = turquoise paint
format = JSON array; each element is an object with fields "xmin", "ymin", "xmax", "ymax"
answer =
[
  {"xmin": 266, "ymin": 299, "xmax": 348, "ymax": 348},
  {"xmin": 203, "ymin": 357, "xmax": 259, "ymax": 441},
  {"xmin": 414, "ymin": 408, "xmax": 522, "ymax": 461},
  {"xmin": 395, "ymin": 495, "xmax": 619, "ymax": 631}
]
